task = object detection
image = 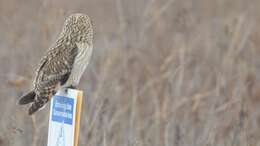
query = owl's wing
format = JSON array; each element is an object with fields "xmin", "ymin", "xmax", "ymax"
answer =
[{"xmin": 35, "ymin": 45, "xmax": 78, "ymax": 87}]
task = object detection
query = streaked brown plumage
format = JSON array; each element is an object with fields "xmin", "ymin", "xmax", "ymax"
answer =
[{"xmin": 19, "ymin": 13, "xmax": 93, "ymax": 115}]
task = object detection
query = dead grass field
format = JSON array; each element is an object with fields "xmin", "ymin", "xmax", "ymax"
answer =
[{"xmin": 0, "ymin": 0, "xmax": 260, "ymax": 145}]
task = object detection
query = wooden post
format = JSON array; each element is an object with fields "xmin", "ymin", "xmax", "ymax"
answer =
[
  {"xmin": 47, "ymin": 89, "xmax": 83, "ymax": 146},
  {"xmin": 74, "ymin": 91, "xmax": 82, "ymax": 146}
]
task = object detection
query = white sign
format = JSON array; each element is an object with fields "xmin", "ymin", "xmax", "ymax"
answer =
[{"xmin": 47, "ymin": 89, "xmax": 82, "ymax": 146}]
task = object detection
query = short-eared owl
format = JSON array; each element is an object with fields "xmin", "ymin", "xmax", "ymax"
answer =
[{"xmin": 19, "ymin": 13, "xmax": 93, "ymax": 115}]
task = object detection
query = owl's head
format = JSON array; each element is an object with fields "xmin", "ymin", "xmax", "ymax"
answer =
[{"xmin": 62, "ymin": 13, "xmax": 93, "ymax": 44}]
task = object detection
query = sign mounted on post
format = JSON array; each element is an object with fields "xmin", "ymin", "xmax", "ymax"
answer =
[{"xmin": 47, "ymin": 89, "xmax": 83, "ymax": 146}]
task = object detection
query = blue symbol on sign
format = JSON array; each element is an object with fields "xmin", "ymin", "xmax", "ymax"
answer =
[{"xmin": 52, "ymin": 96, "xmax": 74, "ymax": 125}]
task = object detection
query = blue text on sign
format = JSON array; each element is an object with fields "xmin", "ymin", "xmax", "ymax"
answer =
[{"xmin": 52, "ymin": 96, "xmax": 74, "ymax": 125}]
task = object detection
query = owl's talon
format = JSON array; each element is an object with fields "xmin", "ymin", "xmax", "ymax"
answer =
[
  {"xmin": 65, "ymin": 88, "xmax": 69, "ymax": 93},
  {"xmin": 64, "ymin": 85, "xmax": 77, "ymax": 94},
  {"xmin": 67, "ymin": 85, "xmax": 77, "ymax": 89}
]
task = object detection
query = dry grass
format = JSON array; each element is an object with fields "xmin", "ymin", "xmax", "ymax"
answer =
[{"xmin": 0, "ymin": 0, "xmax": 260, "ymax": 145}]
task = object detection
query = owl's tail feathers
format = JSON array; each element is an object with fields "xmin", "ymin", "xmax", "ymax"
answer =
[
  {"xmin": 18, "ymin": 91, "xmax": 36, "ymax": 105},
  {"xmin": 28, "ymin": 96, "xmax": 48, "ymax": 115}
]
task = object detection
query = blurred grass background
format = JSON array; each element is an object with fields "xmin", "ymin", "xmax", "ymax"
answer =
[{"xmin": 0, "ymin": 0, "xmax": 260, "ymax": 145}]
